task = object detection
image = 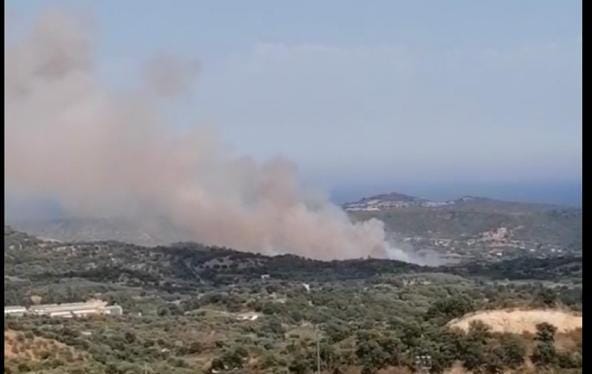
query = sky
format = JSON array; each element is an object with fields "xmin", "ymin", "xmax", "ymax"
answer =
[{"xmin": 6, "ymin": 0, "xmax": 582, "ymax": 206}]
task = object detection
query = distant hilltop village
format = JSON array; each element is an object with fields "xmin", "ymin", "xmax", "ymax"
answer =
[
  {"xmin": 4, "ymin": 299, "xmax": 122, "ymax": 318},
  {"xmin": 342, "ymin": 192, "xmax": 475, "ymax": 212}
]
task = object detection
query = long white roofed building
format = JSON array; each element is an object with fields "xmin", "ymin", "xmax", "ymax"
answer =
[{"xmin": 5, "ymin": 299, "xmax": 122, "ymax": 318}]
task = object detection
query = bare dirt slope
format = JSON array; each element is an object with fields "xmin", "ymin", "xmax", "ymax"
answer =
[{"xmin": 448, "ymin": 308, "xmax": 582, "ymax": 334}]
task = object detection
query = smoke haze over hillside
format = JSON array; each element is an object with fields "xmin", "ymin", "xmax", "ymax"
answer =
[{"xmin": 5, "ymin": 10, "xmax": 421, "ymax": 262}]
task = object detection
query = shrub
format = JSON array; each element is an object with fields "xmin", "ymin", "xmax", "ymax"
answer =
[
  {"xmin": 187, "ymin": 341, "xmax": 203, "ymax": 354},
  {"xmin": 210, "ymin": 358, "xmax": 225, "ymax": 371},
  {"xmin": 124, "ymin": 331, "xmax": 136, "ymax": 344},
  {"xmin": 17, "ymin": 362, "xmax": 31, "ymax": 372},
  {"xmin": 557, "ymin": 351, "xmax": 582, "ymax": 368},
  {"xmin": 531, "ymin": 342, "xmax": 557, "ymax": 367},
  {"xmin": 261, "ymin": 316, "xmax": 285, "ymax": 336},
  {"xmin": 216, "ymin": 346, "xmax": 249, "ymax": 370}
]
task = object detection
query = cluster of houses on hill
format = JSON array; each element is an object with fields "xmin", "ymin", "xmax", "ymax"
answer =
[{"xmin": 4, "ymin": 299, "xmax": 122, "ymax": 318}]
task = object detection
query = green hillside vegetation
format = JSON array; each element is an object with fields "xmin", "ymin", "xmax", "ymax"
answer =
[
  {"xmin": 4, "ymin": 227, "xmax": 582, "ymax": 373},
  {"xmin": 349, "ymin": 201, "xmax": 581, "ymax": 245}
]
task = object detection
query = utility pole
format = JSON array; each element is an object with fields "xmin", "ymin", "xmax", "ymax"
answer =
[{"xmin": 316, "ymin": 324, "xmax": 321, "ymax": 374}]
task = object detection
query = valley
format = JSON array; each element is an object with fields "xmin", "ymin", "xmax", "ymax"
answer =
[{"xmin": 3, "ymin": 218, "xmax": 582, "ymax": 373}]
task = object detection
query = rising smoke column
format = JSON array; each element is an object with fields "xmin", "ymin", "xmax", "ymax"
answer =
[{"xmin": 5, "ymin": 10, "xmax": 411, "ymax": 261}]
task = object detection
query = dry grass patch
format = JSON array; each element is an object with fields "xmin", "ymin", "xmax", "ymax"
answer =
[
  {"xmin": 447, "ymin": 308, "xmax": 581, "ymax": 334},
  {"xmin": 4, "ymin": 329, "xmax": 86, "ymax": 363}
]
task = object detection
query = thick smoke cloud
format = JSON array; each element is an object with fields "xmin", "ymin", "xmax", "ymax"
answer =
[
  {"xmin": 5, "ymin": 10, "xmax": 414, "ymax": 262},
  {"xmin": 143, "ymin": 53, "xmax": 201, "ymax": 98}
]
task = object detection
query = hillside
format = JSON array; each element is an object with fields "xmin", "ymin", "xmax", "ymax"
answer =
[
  {"xmin": 345, "ymin": 192, "xmax": 581, "ymax": 263},
  {"xmin": 9, "ymin": 192, "xmax": 581, "ymax": 266},
  {"xmin": 4, "ymin": 227, "xmax": 582, "ymax": 373},
  {"xmin": 4, "ymin": 225, "xmax": 424, "ymax": 298},
  {"xmin": 448, "ymin": 308, "xmax": 582, "ymax": 334},
  {"xmin": 4, "ymin": 226, "xmax": 581, "ymax": 293},
  {"xmin": 9, "ymin": 217, "xmax": 193, "ymax": 247}
]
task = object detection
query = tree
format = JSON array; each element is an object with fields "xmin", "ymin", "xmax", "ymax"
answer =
[
  {"xmin": 497, "ymin": 334, "xmax": 526, "ymax": 368},
  {"xmin": 288, "ymin": 354, "xmax": 310, "ymax": 374},
  {"xmin": 531, "ymin": 342, "xmax": 557, "ymax": 367},
  {"xmin": 320, "ymin": 342, "xmax": 339, "ymax": 370},
  {"xmin": 355, "ymin": 330, "xmax": 401, "ymax": 373},
  {"xmin": 400, "ymin": 322, "xmax": 422, "ymax": 349},
  {"xmin": 461, "ymin": 339, "xmax": 487, "ymax": 372},
  {"xmin": 156, "ymin": 306, "xmax": 170, "ymax": 317},
  {"xmin": 461, "ymin": 321, "xmax": 492, "ymax": 372},
  {"xmin": 535, "ymin": 288, "xmax": 557, "ymax": 307},
  {"xmin": 105, "ymin": 363, "xmax": 119, "ymax": 374},
  {"xmin": 124, "ymin": 331, "xmax": 136, "ymax": 344},
  {"xmin": 467, "ymin": 320, "xmax": 491, "ymax": 344},
  {"xmin": 531, "ymin": 322, "xmax": 558, "ymax": 367},
  {"xmin": 187, "ymin": 341, "xmax": 203, "ymax": 354},
  {"xmin": 425, "ymin": 328, "xmax": 464, "ymax": 372},
  {"xmin": 426, "ymin": 295, "xmax": 474, "ymax": 322},
  {"xmin": 325, "ymin": 321, "xmax": 351, "ymax": 344},
  {"xmin": 17, "ymin": 363, "xmax": 31, "ymax": 372},
  {"xmin": 261, "ymin": 316, "xmax": 285, "ymax": 336},
  {"xmin": 260, "ymin": 352, "xmax": 280, "ymax": 369},
  {"xmin": 210, "ymin": 358, "xmax": 225, "ymax": 372},
  {"xmin": 534, "ymin": 322, "xmax": 557, "ymax": 343},
  {"xmin": 483, "ymin": 345, "xmax": 505, "ymax": 374},
  {"xmin": 215, "ymin": 346, "xmax": 249, "ymax": 370}
]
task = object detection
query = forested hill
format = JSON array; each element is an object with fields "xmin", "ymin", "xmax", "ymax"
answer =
[{"xmin": 5, "ymin": 226, "xmax": 580, "ymax": 292}]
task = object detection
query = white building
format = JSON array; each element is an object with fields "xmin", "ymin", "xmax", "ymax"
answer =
[
  {"xmin": 27, "ymin": 299, "xmax": 122, "ymax": 318},
  {"xmin": 4, "ymin": 306, "xmax": 26, "ymax": 317},
  {"xmin": 236, "ymin": 312, "xmax": 260, "ymax": 321}
]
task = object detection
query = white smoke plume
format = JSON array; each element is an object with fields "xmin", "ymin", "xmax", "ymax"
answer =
[
  {"xmin": 143, "ymin": 53, "xmax": 201, "ymax": 98},
  {"xmin": 5, "ymin": 10, "xmax": 413, "ymax": 262}
]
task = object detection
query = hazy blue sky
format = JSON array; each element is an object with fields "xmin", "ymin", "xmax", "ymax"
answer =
[{"xmin": 7, "ymin": 1, "xmax": 582, "ymax": 206}]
